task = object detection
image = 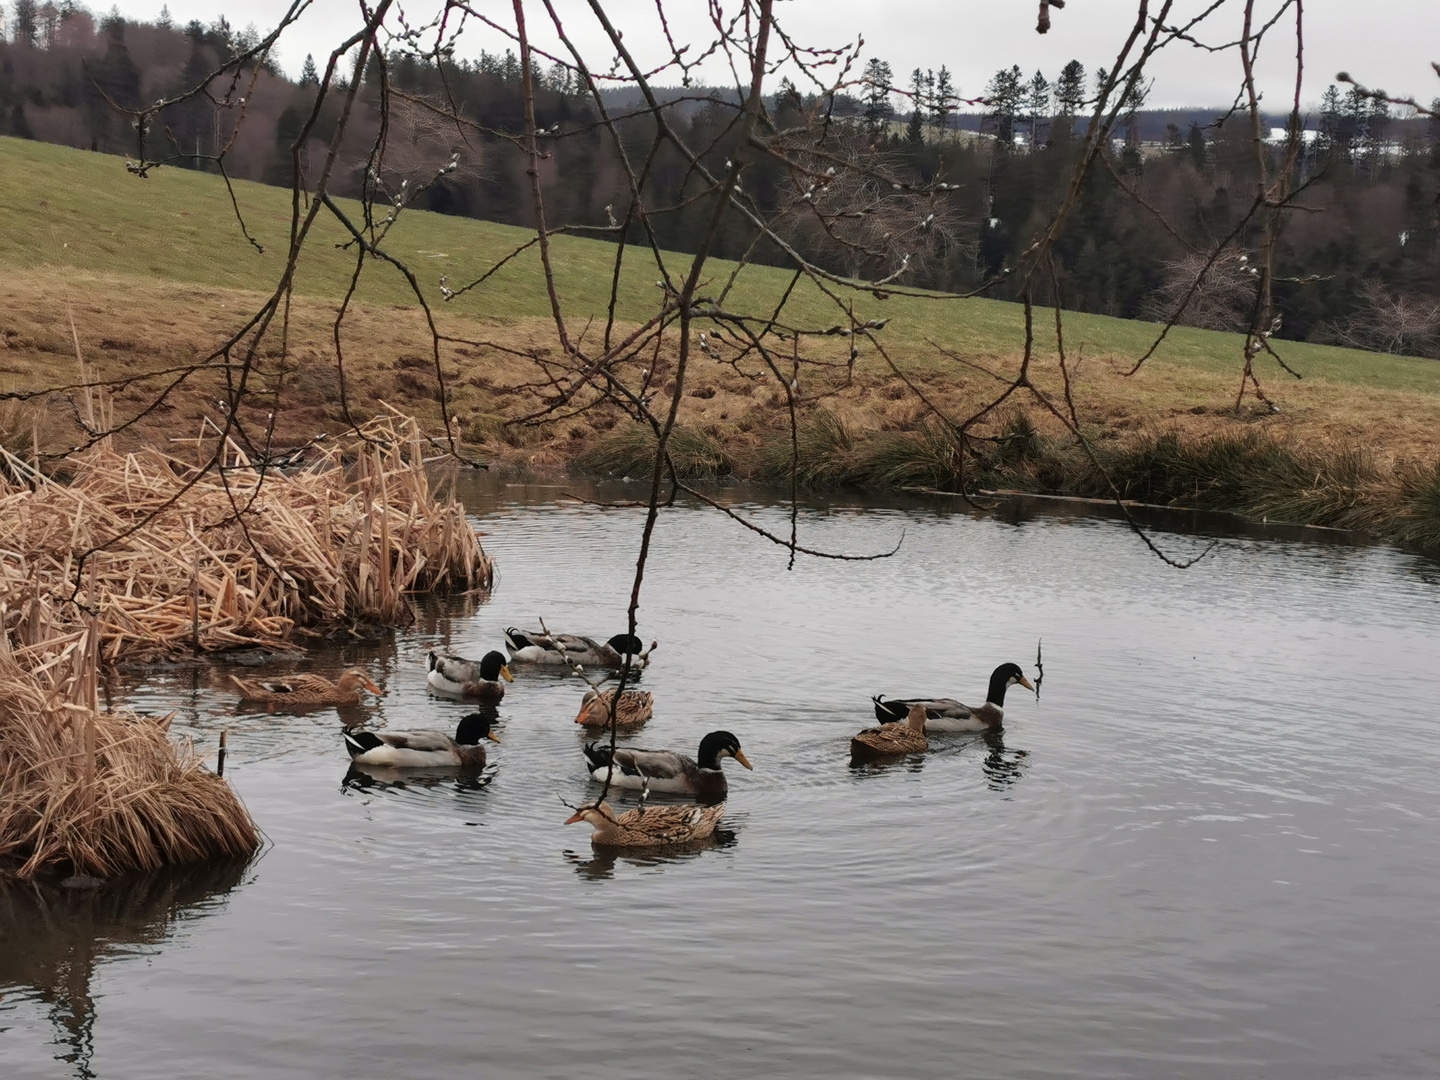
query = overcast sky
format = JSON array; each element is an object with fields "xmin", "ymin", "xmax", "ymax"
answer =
[{"xmin": 102, "ymin": 0, "xmax": 1436, "ymax": 111}]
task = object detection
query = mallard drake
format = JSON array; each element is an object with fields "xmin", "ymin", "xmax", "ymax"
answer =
[
  {"xmin": 851, "ymin": 702, "xmax": 930, "ymax": 758},
  {"xmin": 426, "ymin": 649, "xmax": 513, "ymax": 702},
  {"xmin": 342, "ymin": 712, "xmax": 498, "ymax": 768},
  {"xmin": 872, "ymin": 662, "xmax": 1034, "ymax": 733},
  {"xmin": 565, "ymin": 800, "xmax": 726, "ymax": 847},
  {"xmin": 574, "ymin": 688, "xmax": 654, "ymax": 730},
  {"xmin": 504, "ymin": 627, "xmax": 652, "ymax": 668},
  {"xmin": 230, "ymin": 667, "xmax": 380, "ymax": 707},
  {"xmin": 582, "ymin": 730, "xmax": 751, "ymax": 801}
]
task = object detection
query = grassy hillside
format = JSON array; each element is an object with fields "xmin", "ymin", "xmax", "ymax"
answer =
[
  {"xmin": 3, "ymin": 134, "xmax": 1440, "ymax": 493},
  {"xmin": 3, "ymin": 136, "xmax": 1437, "ymax": 392}
]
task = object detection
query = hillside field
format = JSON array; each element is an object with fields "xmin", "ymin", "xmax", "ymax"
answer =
[{"xmin": 2, "ymin": 135, "xmax": 1439, "ymax": 474}]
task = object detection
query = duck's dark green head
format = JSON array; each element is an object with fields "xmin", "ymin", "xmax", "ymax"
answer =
[
  {"xmin": 698, "ymin": 730, "xmax": 753, "ymax": 771},
  {"xmin": 606, "ymin": 633, "xmax": 644, "ymax": 657},
  {"xmin": 479, "ymin": 650, "xmax": 513, "ymax": 682},
  {"xmin": 455, "ymin": 712, "xmax": 500, "ymax": 745},
  {"xmin": 987, "ymin": 663, "xmax": 1034, "ymax": 706}
]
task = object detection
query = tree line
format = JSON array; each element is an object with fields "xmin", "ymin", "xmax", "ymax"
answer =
[{"xmin": 1, "ymin": 3, "xmax": 1437, "ymax": 356}]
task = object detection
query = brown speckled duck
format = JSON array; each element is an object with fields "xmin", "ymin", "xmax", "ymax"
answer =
[
  {"xmin": 573, "ymin": 688, "xmax": 654, "ymax": 730},
  {"xmin": 851, "ymin": 702, "xmax": 929, "ymax": 759},
  {"xmin": 872, "ymin": 662, "xmax": 1034, "ymax": 733},
  {"xmin": 565, "ymin": 800, "xmax": 726, "ymax": 847},
  {"xmin": 229, "ymin": 667, "xmax": 380, "ymax": 707}
]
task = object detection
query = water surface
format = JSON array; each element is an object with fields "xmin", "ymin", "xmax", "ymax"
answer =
[{"xmin": 3, "ymin": 482, "xmax": 1439, "ymax": 1079}]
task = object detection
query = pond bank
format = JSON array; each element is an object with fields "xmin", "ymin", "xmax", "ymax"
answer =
[{"xmin": 571, "ymin": 415, "xmax": 1440, "ymax": 556}]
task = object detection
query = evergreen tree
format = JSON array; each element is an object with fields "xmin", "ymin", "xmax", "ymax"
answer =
[
  {"xmin": 1024, "ymin": 70, "xmax": 1050, "ymax": 148},
  {"xmin": 157, "ymin": 4, "xmax": 172, "ymax": 29},
  {"xmin": 1053, "ymin": 59, "xmax": 1085, "ymax": 139},
  {"xmin": 862, "ymin": 57, "xmax": 894, "ymax": 136},
  {"xmin": 1187, "ymin": 123, "xmax": 1207, "ymax": 168},
  {"xmin": 1365, "ymin": 95, "xmax": 1391, "ymax": 169},
  {"xmin": 1343, "ymin": 84, "xmax": 1370, "ymax": 161},
  {"xmin": 984, "ymin": 65, "xmax": 1023, "ymax": 148},
  {"xmin": 930, "ymin": 66, "xmax": 953, "ymax": 137},
  {"xmin": 299, "ymin": 52, "xmax": 319, "ymax": 87},
  {"xmin": 12, "ymin": 0, "xmax": 39, "ymax": 47},
  {"xmin": 906, "ymin": 67, "xmax": 926, "ymax": 143},
  {"xmin": 1317, "ymin": 84, "xmax": 1343, "ymax": 155}
]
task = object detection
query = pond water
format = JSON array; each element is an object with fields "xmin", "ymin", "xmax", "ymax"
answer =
[{"xmin": 3, "ymin": 479, "xmax": 1440, "ymax": 1079}]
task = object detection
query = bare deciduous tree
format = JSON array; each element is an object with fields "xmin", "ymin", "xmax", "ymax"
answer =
[
  {"xmin": 1143, "ymin": 249, "xmax": 1258, "ymax": 333},
  {"xmin": 1327, "ymin": 281, "xmax": 1440, "ymax": 357}
]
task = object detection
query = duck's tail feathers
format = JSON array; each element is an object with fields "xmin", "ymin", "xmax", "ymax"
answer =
[
  {"xmin": 504, "ymin": 627, "xmax": 530, "ymax": 651},
  {"xmin": 582, "ymin": 741, "xmax": 613, "ymax": 771},
  {"xmin": 427, "ymin": 650, "xmax": 439, "ymax": 672},
  {"xmin": 872, "ymin": 695, "xmax": 908, "ymax": 724},
  {"xmin": 343, "ymin": 729, "xmax": 385, "ymax": 758}
]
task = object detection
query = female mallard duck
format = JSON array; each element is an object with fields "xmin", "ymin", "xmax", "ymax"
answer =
[
  {"xmin": 565, "ymin": 800, "xmax": 726, "ymax": 848},
  {"xmin": 582, "ymin": 730, "xmax": 751, "ymax": 801},
  {"xmin": 426, "ymin": 650, "xmax": 513, "ymax": 702},
  {"xmin": 342, "ymin": 712, "xmax": 498, "ymax": 768},
  {"xmin": 872, "ymin": 662, "xmax": 1034, "ymax": 733},
  {"xmin": 851, "ymin": 702, "xmax": 930, "ymax": 759},
  {"xmin": 504, "ymin": 627, "xmax": 652, "ymax": 668},
  {"xmin": 230, "ymin": 667, "xmax": 380, "ymax": 707},
  {"xmin": 574, "ymin": 688, "xmax": 654, "ymax": 730}
]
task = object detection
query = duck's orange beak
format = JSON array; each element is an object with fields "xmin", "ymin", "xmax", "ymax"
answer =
[
  {"xmin": 362, "ymin": 676, "xmax": 382, "ymax": 695},
  {"xmin": 486, "ymin": 730, "xmax": 501, "ymax": 743},
  {"xmin": 573, "ymin": 707, "xmax": 590, "ymax": 725},
  {"xmin": 1018, "ymin": 675, "xmax": 1035, "ymax": 692},
  {"xmin": 564, "ymin": 810, "xmax": 585, "ymax": 825},
  {"xmin": 500, "ymin": 665, "xmax": 514, "ymax": 682},
  {"xmin": 733, "ymin": 749, "xmax": 753, "ymax": 770}
]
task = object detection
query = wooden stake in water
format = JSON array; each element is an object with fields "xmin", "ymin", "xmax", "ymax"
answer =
[{"xmin": 217, "ymin": 729, "xmax": 228, "ymax": 777}]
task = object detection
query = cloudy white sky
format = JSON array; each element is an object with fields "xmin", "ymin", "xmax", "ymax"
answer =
[{"xmin": 104, "ymin": 0, "xmax": 1435, "ymax": 110}]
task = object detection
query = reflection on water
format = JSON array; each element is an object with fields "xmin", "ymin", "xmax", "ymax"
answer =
[
  {"xmin": 563, "ymin": 828, "xmax": 740, "ymax": 881},
  {"xmin": 4, "ymin": 477, "xmax": 1440, "ymax": 1079},
  {"xmin": 979, "ymin": 729, "xmax": 1030, "ymax": 790},
  {"xmin": 340, "ymin": 762, "xmax": 496, "ymax": 794},
  {"xmin": 0, "ymin": 857, "xmax": 253, "ymax": 1079}
]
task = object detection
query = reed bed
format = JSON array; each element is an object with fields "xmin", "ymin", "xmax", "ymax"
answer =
[
  {"xmin": 0, "ymin": 640, "xmax": 258, "ymax": 879},
  {"xmin": 0, "ymin": 411, "xmax": 494, "ymax": 662}
]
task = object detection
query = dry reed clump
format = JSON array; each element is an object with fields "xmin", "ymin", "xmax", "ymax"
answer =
[
  {"xmin": 0, "ymin": 642, "xmax": 258, "ymax": 880},
  {"xmin": 580, "ymin": 423, "xmax": 735, "ymax": 479},
  {"xmin": 0, "ymin": 411, "xmax": 494, "ymax": 662}
]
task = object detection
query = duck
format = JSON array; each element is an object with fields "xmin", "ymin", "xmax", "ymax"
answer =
[
  {"xmin": 872, "ymin": 662, "xmax": 1034, "ymax": 733},
  {"xmin": 582, "ymin": 730, "xmax": 751, "ymax": 801},
  {"xmin": 426, "ymin": 649, "xmax": 513, "ymax": 702},
  {"xmin": 565, "ymin": 800, "xmax": 726, "ymax": 847},
  {"xmin": 851, "ymin": 702, "xmax": 930, "ymax": 759},
  {"xmin": 342, "ymin": 712, "xmax": 498, "ymax": 768},
  {"xmin": 574, "ymin": 688, "xmax": 654, "ymax": 730},
  {"xmin": 504, "ymin": 627, "xmax": 653, "ymax": 668},
  {"xmin": 229, "ymin": 667, "xmax": 381, "ymax": 707}
]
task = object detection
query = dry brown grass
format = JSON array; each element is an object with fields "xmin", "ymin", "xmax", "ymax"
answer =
[
  {"xmin": 0, "ymin": 641, "xmax": 258, "ymax": 880},
  {"xmin": 0, "ymin": 411, "xmax": 493, "ymax": 662},
  {"xmin": 0, "ymin": 407, "xmax": 493, "ymax": 879},
  {"xmin": 4, "ymin": 268, "xmax": 1440, "ymax": 477}
]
